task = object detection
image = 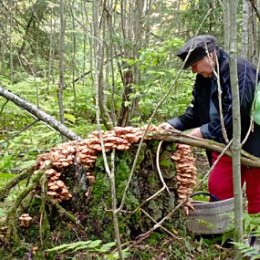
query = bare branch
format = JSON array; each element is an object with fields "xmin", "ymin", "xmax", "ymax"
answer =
[{"xmin": 0, "ymin": 86, "xmax": 82, "ymax": 141}]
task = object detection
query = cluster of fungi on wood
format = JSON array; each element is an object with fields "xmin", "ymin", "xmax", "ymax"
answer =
[
  {"xmin": 35, "ymin": 126, "xmax": 150, "ymax": 203},
  {"xmin": 18, "ymin": 126, "xmax": 198, "ymax": 226},
  {"xmin": 171, "ymin": 143, "xmax": 197, "ymax": 215}
]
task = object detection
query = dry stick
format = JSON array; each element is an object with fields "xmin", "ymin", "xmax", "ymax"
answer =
[
  {"xmin": 117, "ymin": 8, "xmax": 213, "ymax": 213},
  {"xmin": 135, "ymin": 197, "xmax": 188, "ymax": 244},
  {"xmin": 110, "ymin": 149, "xmax": 124, "ymax": 257},
  {"xmin": 39, "ymin": 174, "xmax": 48, "ymax": 246},
  {"xmin": 156, "ymin": 140, "xmax": 171, "ymax": 195},
  {"xmin": 212, "ymin": 50, "xmax": 229, "ymax": 144},
  {"xmin": 140, "ymin": 208, "xmax": 180, "ymax": 240}
]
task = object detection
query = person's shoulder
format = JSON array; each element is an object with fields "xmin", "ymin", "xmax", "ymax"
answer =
[
  {"xmin": 217, "ymin": 48, "xmax": 230, "ymax": 73},
  {"xmin": 237, "ymin": 56, "xmax": 256, "ymax": 70}
]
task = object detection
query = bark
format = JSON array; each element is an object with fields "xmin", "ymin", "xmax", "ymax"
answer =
[
  {"xmin": 159, "ymin": 132, "xmax": 260, "ymax": 167},
  {"xmin": 47, "ymin": 6, "xmax": 54, "ymax": 88},
  {"xmin": 223, "ymin": 1, "xmax": 230, "ymax": 50},
  {"xmin": 69, "ymin": 0, "xmax": 77, "ymax": 112},
  {"xmin": 248, "ymin": 1, "xmax": 258, "ymax": 64},
  {"xmin": 91, "ymin": 0, "xmax": 111, "ymax": 130},
  {"xmin": 58, "ymin": 0, "xmax": 65, "ymax": 125},
  {"xmin": 0, "ymin": 86, "xmax": 81, "ymax": 141},
  {"xmin": 229, "ymin": 0, "xmax": 243, "ymax": 256},
  {"xmin": 248, "ymin": 0, "xmax": 260, "ymax": 20},
  {"xmin": 241, "ymin": 0, "xmax": 249, "ymax": 58},
  {"xmin": 8, "ymin": 0, "xmax": 13, "ymax": 83}
]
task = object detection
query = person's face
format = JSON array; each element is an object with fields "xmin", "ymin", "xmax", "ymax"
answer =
[{"xmin": 191, "ymin": 54, "xmax": 215, "ymax": 78}]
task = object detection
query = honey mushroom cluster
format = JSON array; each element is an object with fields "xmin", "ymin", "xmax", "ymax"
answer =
[
  {"xmin": 171, "ymin": 143, "xmax": 197, "ymax": 215},
  {"xmin": 36, "ymin": 126, "xmax": 158, "ymax": 202},
  {"xmin": 45, "ymin": 169, "xmax": 72, "ymax": 201}
]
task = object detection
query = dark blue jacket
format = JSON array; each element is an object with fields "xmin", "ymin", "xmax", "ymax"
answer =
[{"xmin": 168, "ymin": 48, "xmax": 260, "ymax": 157}]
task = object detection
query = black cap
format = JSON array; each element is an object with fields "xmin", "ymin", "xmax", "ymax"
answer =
[{"xmin": 177, "ymin": 35, "xmax": 217, "ymax": 69}]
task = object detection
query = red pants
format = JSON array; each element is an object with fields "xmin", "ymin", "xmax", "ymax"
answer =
[{"xmin": 208, "ymin": 152, "xmax": 260, "ymax": 214}]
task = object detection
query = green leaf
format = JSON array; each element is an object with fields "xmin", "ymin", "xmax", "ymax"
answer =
[
  {"xmin": 64, "ymin": 113, "xmax": 76, "ymax": 124},
  {"xmin": 99, "ymin": 242, "xmax": 116, "ymax": 253}
]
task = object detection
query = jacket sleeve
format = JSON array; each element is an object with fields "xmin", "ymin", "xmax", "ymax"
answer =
[
  {"xmin": 200, "ymin": 74, "xmax": 233, "ymax": 141},
  {"xmin": 167, "ymin": 82, "xmax": 201, "ymax": 131}
]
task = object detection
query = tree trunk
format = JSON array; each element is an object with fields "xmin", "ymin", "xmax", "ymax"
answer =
[
  {"xmin": 8, "ymin": 0, "xmax": 13, "ymax": 83},
  {"xmin": 248, "ymin": 1, "xmax": 258, "ymax": 64},
  {"xmin": 228, "ymin": 1, "xmax": 243, "ymax": 258},
  {"xmin": 241, "ymin": 0, "xmax": 249, "ymax": 58},
  {"xmin": 58, "ymin": 0, "xmax": 65, "ymax": 126},
  {"xmin": 223, "ymin": 1, "xmax": 230, "ymax": 50}
]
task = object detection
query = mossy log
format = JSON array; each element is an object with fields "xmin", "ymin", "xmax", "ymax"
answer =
[{"xmin": 0, "ymin": 127, "xmax": 194, "ymax": 259}]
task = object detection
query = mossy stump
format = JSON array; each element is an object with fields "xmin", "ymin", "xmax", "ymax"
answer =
[{"xmin": 0, "ymin": 140, "xmax": 181, "ymax": 259}]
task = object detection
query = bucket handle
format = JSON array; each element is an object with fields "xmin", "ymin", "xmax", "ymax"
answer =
[{"xmin": 190, "ymin": 191, "xmax": 220, "ymax": 202}]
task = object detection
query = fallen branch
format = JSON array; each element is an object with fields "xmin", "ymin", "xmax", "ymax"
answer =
[
  {"xmin": 155, "ymin": 130, "xmax": 260, "ymax": 167},
  {"xmin": 0, "ymin": 86, "xmax": 81, "ymax": 141}
]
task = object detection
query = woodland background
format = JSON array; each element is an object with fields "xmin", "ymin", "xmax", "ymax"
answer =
[{"xmin": 0, "ymin": 0, "xmax": 260, "ymax": 260}]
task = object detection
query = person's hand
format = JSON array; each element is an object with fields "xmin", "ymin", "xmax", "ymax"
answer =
[
  {"xmin": 158, "ymin": 122, "xmax": 175, "ymax": 131},
  {"xmin": 189, "ymin": 127, "xmax": 203, "ymax": 138}
]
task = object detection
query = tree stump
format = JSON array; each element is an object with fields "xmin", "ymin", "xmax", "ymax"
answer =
[{"xmin": 0, "ymin": 127, "xmax": 197, "ymax": 258}]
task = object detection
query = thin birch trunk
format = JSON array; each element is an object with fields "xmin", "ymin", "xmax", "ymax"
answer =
[
  {"xmin": 47, "ymin": 6, "xmax": 54, "ymax": 89},
  {"xmin": 8, "ymin": 0, "xmax": 13, "ymax": 84},
  {"xmin": 106, "ymin": 3, "xmax": 117, "ymax": 126},
  {"xmin": 69, "ymin": 0, "xmax": 77, "ymax": 112},
  {"xmin": 241, "ymin": 0, "xmax": 249, "ymax": 58},
  {"xmin": 223, "ymin": 1, "xmax": 230, "ymax": 50},
  {"xmin": 228, "ymin": 1, "xmax": 243, "ymax": 259},
  {"xmin": 58, "ymin": 0, "xmax": 65, "ymax": 126},
  {"xmin": 81, "ymin": 0, "xmax": 87, "ymax": 88}
]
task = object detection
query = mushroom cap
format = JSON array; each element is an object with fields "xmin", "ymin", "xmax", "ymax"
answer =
[{"xmin": 19, "ymin": 213, "xmax": 32, "ymax": 221}]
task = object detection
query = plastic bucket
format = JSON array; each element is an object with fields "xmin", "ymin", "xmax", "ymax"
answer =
[{"xmin": 186, "ymin": 194, "xmax": 234, "ymax": 235}]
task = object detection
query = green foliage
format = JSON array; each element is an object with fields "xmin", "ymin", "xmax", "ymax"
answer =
[
  {"xmin": 243, "ymin": 213, "xmax": 260, "ymax": 234},
  {"xmin": 125, "ymin": 38, "xmax": 195, "ymax": 124},
  {"xmin": 228, "ymin": 213, "xmax": 260, "ymax": 259},
  {"xmin": 0, "ymin": 153, "xmax": 14, "ymax": 173},
  {"xmin": 233, "ymin": 241, "xmax": 260, "ymax": 259},
  {"xmin": 45, "ymin": 240, "xmax": 130, "ymax": 259}
]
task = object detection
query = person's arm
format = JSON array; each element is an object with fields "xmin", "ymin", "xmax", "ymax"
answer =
[{"xmin": 166, "ymin": 81, "xmax": 201, "ymax": 131}]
